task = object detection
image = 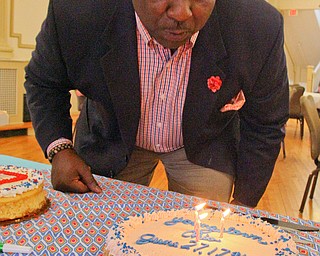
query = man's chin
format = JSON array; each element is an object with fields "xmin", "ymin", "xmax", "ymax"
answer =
[{"xmin": 157, "ymin": 39, "xmax": 189, "ymax": 50}]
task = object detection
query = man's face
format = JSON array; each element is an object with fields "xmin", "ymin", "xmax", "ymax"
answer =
[{"xmin": 132, "ymin": 0, "xmax": 216, "ymax": 49}]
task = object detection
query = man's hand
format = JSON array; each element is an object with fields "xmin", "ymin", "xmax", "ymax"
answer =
[{"xmin": 51, "ymin": 148, "xmax": 102, "ymax": 194}]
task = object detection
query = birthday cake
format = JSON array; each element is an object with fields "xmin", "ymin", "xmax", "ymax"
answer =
[
  {"xmin": 0, "ymin": 165, "xmax": 48, "ymax": 223},
  {"xmin": 104, "ymin": 208, "xmax": 298, "ymax": 256}
]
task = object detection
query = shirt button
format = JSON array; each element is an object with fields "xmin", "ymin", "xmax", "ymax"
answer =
[
  {"xmin": 160, "ymin": 94, "xmax": 165, "ymax": 100},
  {"xmin": 157, "ymin": 122, "xmax": 162, "ymax": 128},
  {"xmin": 154, "ymin": 144, "xmax": 161, "ymax": 151}
]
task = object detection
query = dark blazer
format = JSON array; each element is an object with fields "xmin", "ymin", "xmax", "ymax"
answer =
[{"xmin": 25, "ymin": 0, "xmax": 288, "ymax": 206}]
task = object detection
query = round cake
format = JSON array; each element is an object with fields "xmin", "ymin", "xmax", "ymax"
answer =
[
  {"xmin": 0, "ymin": 165, "xmax": 48, "ymax": 223},
  {"xmin": 104, "ymin": 208, "xmax": 298, "ymax": 256}
]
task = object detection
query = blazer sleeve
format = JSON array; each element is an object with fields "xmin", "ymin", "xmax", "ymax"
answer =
[
  {"xmin": 233, "ymin": 14, "xmax": 289, "ymax": 206},
  {"xmin": 24, "ymin": 1, "xmax": 77, "ymax": 155}
]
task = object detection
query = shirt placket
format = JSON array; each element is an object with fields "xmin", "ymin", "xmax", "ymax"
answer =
[{"xmin": 152, "ymin": 46, "xmax": 172, "ymax": 152}]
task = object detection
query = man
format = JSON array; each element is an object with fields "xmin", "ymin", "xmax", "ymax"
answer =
[{"xmin": 25, "ymin": 0, "xmax": 288, "ymax": 207}]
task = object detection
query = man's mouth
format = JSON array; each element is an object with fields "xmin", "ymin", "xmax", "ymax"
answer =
[{"xmin": 163, "ymin": 29, "xmax": 190, "ymax": 42}]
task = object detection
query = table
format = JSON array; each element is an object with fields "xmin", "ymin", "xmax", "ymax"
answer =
[{"xmin": 0, "ymin": 155, "xmax": 319, "ymax": 255}]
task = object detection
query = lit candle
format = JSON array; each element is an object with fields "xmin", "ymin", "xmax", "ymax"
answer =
[
  {"xmin": 219, "ymin": 208, "xmax": 231, "ymax": 238},
  {"xmin": 194, "ymin": 203, "xmax": 207, "ymax": 242},
  {"xmin": 194, "ymin": 211, "xmax": 200, "ymax": 242}
]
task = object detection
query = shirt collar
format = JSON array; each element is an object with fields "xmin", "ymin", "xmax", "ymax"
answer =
[{"xmin": 135, "ymin": 12, "xmax": 198, "ymax": 50}]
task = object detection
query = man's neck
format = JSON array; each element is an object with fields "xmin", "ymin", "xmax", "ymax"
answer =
[{"xmin": 170, "ymin": 49, "xmax": 177, "ymax": 56}]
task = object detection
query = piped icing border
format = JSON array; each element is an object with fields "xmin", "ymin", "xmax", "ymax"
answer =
[
  {"xmin": 0, "ymin": 165, "xmax": 44, "ymax": 197},
  {"xmin": 104, "ymin": 209, "xmax": 298, "ymax": 256}
]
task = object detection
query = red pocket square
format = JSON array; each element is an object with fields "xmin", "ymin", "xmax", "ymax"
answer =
[{"xmin": 220, "ymin": 90, "xmax": 246, "ymax": 112}]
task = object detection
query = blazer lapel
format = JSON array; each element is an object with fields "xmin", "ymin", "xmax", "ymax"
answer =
[
  {"xmin": 99, "ymin": 0, "xmax": 141, "ymax": 149},
  {"xmin": 184, "ymin": 8, "xmax": 228, "ymax": 124},
  {"xmin": 183, "ymin": 9, "xmax": 240, "ymax": 134}
]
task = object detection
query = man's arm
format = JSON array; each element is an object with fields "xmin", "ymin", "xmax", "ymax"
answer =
[
  {"xmin": 25, "ymin": 0, "xmax": 73, "ymax": 153},
  {"xmin": 233, "ymin": 13, "xmax": 289, "ymax": 207},
  {"xmin": 24, "ymin": 1, "xmax": 101, "ymax": 194}
]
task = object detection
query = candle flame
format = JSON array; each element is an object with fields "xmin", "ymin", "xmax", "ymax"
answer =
[
  {"xmin": 195, "ymin": 202, "xmax": 206, "ymax": 211},
  {"xmin": 222, "ymin": 208, "xmax": 231, "ymax": 218},
  {"xmin": 199, "ymin": 212, "xmax": 208, "ymax": 220}
]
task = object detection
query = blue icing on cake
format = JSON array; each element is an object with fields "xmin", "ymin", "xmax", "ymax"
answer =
[{"xmin": 103, "ymin": 209, "xmax": 298, "ymax": 256}]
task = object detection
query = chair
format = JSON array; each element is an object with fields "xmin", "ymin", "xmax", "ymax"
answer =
[
  {"xmin": 289, "ymin": 84, "xmax": 305, "ymax": 139},
  {"xmin": 73, "ymin": 90, "xmax": 85, "ymax": 138},
  {"xmin": 281, "ymin": 87, "xmax": 297, "ymax": 159},
  {"xmin": 299, "ymin": 95, "xmax": 320, "ymax": 213},
  {"xmin": 75, "ymin": 90, "xmax": 85, "ymax": 111}
]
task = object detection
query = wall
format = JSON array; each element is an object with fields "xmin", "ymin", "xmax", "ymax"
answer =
[
  {"xmin": 268, "ymin": 0, "xmax": 320, "ymax": 89},
  {"xmin": 268, "ymin": 0, "xmax": 320, "ymax": 9},
  {"xmin": 0, "ymin": 0, "xmax": 78, "ymax": 124},
  {"xmin": 0, "ymin": 0, "xmax": 49, "ymax": 60},
  {"xmin": 282, "ymin": 9, "xmax": 320, "ymax": 87}
]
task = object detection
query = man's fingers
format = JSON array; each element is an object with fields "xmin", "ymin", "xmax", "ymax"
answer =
[
  {"xmin": 53, "ymin": 178, "xmax": 90, "ymax": 193},
  {"xmin": 79, "ymin": 166, "xmax": 102, "ymax": 193},
  {"xmin": 87, "ymin": 179, "xmax": 103, "ymax": 193},
  {"xmin": 72, "ymin": 179, "xmax": 93, "ymax": 193}
]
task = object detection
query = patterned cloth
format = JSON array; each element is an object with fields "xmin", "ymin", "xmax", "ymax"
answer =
[
  {"xmin": 135, "ymin": 13, "xmax": 197, "ymax": 153},
  {"xmin": 0, "ymin": 163, "xmax": 319, "ymax": 255}
]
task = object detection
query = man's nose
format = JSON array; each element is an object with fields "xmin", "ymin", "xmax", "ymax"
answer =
[{"xmin": 167, "ymin": 0, "xmax": 192, "ymax": 22}]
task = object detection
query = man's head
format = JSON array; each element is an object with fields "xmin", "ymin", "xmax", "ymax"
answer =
[{"xmin": 132, "ymin": 0, "xmax": 216, "ymax": 50}]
